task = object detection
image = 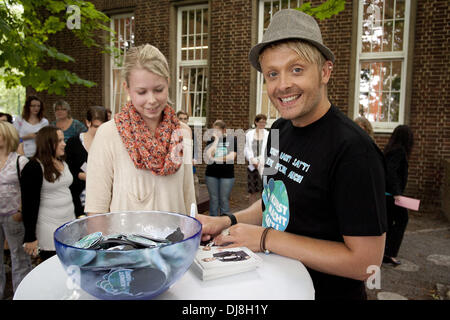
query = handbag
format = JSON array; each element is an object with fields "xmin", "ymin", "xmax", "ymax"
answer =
[{"xmin": 13, "ymin": 154, "xmax": 23, "ymax": 222}]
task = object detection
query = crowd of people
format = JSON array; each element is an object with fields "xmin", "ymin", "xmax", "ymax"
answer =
[{"xmin": 1, "ymin": 9, "xmax": 417, "ymax": 300}]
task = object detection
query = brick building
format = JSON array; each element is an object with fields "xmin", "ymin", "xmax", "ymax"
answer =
[{"xmin": 33, "ymin": 0, "xmax": 449, "ymax": 213}]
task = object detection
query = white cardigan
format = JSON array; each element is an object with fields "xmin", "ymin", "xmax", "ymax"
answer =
[
  {"xmin": 244, "ymin": 128, "xmax": 269, "ymax": 175},
  {"xmin": 85, "ymin": 120, "xmax": 196, "ymax": 215}
]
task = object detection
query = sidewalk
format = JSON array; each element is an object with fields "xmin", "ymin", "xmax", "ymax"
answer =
[{"xmin": 3, "ymin": 185, "xmax": 449, "ymax": 300}]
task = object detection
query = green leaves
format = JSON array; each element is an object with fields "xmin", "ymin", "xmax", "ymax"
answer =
[
  {"xmin": 20, "ymin": 67, "xmax": 96, "ymax": 95},
  {"xmin": 0, "ymin": 0, "xmax": 115, "ymax": 95},
  {"xmin": 297, "ymin": 0, "xmax": 346, "ymax": 20}
]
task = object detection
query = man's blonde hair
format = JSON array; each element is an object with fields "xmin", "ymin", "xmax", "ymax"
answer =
[
  {"xmin": 0, "ymin": 121, "xmax": 20, "ymax": 153},
  {"xmin": 260, "ymin": 39, "xmax": 327, "ymax": 72},
  {"xmin": 122, "ymin": 44, "xmax": 170, "ymax": 86}
]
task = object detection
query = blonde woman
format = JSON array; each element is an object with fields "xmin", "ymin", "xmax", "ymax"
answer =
[
  {"xmin": 354, "ymin": 116, "xmax": 374, "ymax": 139},
  {"xmin": 0, "ymin": 122, "xmax": 32, "ymax": 298},
  {"xmin": 85, "ymin": 44, "xmax": 195, "ymax": 215}
]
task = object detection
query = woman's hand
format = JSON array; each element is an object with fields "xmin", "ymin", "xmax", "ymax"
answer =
[
  {"xmin": 23, "ymin": 240, "xmax": 39, "ymax": 257},
  {"xmin": 12, "ymin": 211, "xmax": 23, "ymax": 222},
  {"xmin": 251, "ymin": 157, "xmax": 259, "ymax": 166},
  {"xmin": 21, "ymin": 133, "xmax": 36, "ymax": 141},
  {"xmin": 213, "ymin": 223, "xmax": 266, "ymax": 252},
  {"xmin": 196, "ymin": 214, "xmax": 230, "ymax": 243}
]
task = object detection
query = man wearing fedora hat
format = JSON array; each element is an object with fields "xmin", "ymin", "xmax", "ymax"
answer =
[{"xmin": 197, "ymin": 9, "xmax": 387, "ymax": 300}]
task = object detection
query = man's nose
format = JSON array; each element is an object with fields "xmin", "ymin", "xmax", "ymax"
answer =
[{"xmin": 278, "ymin": 72, "xmax": 293, "ymax": 91}]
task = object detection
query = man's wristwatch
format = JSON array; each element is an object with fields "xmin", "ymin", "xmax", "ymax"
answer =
[{"xmin": 221, "ymin": 213, "xmax": 237, "ymax": 226}]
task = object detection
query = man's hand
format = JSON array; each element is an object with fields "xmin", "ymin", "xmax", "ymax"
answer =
[{"xmin": 213, "ymin": 223, "xmax": 266, "ymax": 252}]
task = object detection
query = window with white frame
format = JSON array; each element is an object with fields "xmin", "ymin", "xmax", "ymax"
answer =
[
  {"xmin": 110, "ymin": 13, "xmax": 135, "ymax": 115},
  {"xmin": 257, "ymin": 0, "xmax": 303, "ymax": 126},
  {"xmin": 354, "ymin": 0, "xmax": 410, "ymax": 132},
  {"xmin": 176, "ymin": 5, "xmax": 209, "ymax": 126}
]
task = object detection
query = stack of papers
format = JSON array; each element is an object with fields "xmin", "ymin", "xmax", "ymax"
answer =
[{"xmin": 192, "ymin": 246, "xmax": 263, "ymax": 281}]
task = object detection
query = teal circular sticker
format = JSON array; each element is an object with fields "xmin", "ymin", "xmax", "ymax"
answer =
[{"xmin": 262, "ymin": 178, "xmax": 289, "ymax": 231}]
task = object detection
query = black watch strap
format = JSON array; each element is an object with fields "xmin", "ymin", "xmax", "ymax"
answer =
[{"xmin": 222, "ymin": 213, "xmax": 237, "ymax": 226}]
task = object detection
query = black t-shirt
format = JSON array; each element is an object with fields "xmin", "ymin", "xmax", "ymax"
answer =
[
  {"xmin": 261, "ymin": 105, "xmax": 387, "ymax": 300},
  {"xmin": 205, "ymin": 135, "xmax": 237, "ymax": 179}
]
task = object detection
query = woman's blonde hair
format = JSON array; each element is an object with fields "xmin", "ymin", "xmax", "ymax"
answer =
[
  {"xmin": 122, "ymin": 44, "xmax": 170, "ymax": 86},
  {"xmin": 354, "ymin": 116, "xmax": 374, "ymax": 139},
  {"xmin": 213, "ymin": 119, "xmax": 226, "ymax": 130},
  {"xmin": 0, "ymin": 121, "xmax": 20, "ymax": 153}
]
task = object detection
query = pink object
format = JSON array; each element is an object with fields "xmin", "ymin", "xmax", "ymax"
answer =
[{"xmin": 395, "ymin": 196, "xmax": 420, "ymax": 211}]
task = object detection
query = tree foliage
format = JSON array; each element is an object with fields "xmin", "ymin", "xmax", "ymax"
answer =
[
  {"xmin": 0, "ymin": 78, "xmax": 25, "ymax": 115},
  {"xmin": 297, "ymin": 0, "xmax": 346, "ymax": 20},
  {"xmin": 0, "ymin": 0, "xmax": 117, "ymax": 95}
]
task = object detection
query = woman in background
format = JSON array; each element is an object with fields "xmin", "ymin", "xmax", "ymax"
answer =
[
  {"xmin": 105, "ymin": 108, "xmax": 112, "ymax": 121},
  {"xmin": 0, "ymin": 122, "xmax": 32, "ymax": 299},
  {"xmin": 204, "ymin": 120, "xmax": 237, "ymax": 216},
  {"xmin": 21, "ymin": 126, "xmax": 76, "ymax": 261},
  {"xmin": 51, "ymin": 100, "xmax": 87, "ymax": 142},
  {"xmin": 0, "ymin": 112, "xmax": 13, "ymax": 123},
  {"xmin": 244, "ymin": 114, "xmax": 269, "ymax": 206},
  {"xmin": 13, "ymin": 96, "xmax": 49, "ymax": 158},
  {"xmin": 383, "ymin": 125, "xmax": 414, "ymax": 266},
  {"xmin": 354, "ymin": 116, "xmax": 374, "ymax": 140},
  {"xmin": 65, "ymin": 106, "xmax": 108, "ymax": 217}
]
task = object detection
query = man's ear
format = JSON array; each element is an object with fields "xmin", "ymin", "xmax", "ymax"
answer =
[{"xmin": 321, "ymin": 61, "xmax": 333, "ymax": 85}]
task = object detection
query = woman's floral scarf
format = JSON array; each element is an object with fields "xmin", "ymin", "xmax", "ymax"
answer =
[{"xmin": 115, "ymin": 102, "xmax": 183, "ymax": 176}]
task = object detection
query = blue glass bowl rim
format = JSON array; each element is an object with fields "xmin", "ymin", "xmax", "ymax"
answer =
[{"xmin": 54, "ymin": 210, "xmax": 202, "ymax": 252}]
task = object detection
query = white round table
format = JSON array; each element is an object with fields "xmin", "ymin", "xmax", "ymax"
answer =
[{"xmin": 14, "ymin": 253, "xmax": 315, "ymax": 300}]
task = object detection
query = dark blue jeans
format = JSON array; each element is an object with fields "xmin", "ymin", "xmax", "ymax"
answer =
[{"xmin": 205, "ymin": 176, "xmax": 235, "ymax": 216}]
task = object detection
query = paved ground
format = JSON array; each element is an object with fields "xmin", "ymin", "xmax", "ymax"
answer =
[{"xmin": 3, "ymin": 185, "xmax": 449, "ymax": 300}]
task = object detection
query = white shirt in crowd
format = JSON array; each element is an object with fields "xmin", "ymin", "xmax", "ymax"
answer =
[{"xmin": 13, "ymin": 116, "xmax": 49, "ymax": 158}]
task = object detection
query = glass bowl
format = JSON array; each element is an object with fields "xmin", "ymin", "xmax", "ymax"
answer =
[{"xmin": 54, "ymin": 211, "xmax": 202, "ymax": 300}]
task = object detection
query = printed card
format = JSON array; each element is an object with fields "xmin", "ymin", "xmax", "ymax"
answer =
[{"xmin": 192, "ymin": 246, "xmax": 262, "ymax": 281}]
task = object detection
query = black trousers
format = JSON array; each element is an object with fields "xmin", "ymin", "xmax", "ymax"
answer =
[{"xmin": 384, "ymin": 196, "xmax": 409, "ymax": 258}]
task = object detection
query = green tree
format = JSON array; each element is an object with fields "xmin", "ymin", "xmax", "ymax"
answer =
[
  {"xmin": 0, "ymin": 79, "xmax": 25, "ymax": 115},
  {"xmin": 0, "ymin": 0, "xmax": 117, "ymax": 95},
  {"xmin": 297, "ymin": 0, "xmax": 346, "ymax": 20}
]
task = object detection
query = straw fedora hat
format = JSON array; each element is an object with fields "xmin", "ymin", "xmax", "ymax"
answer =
[{"xmin": 249, "ymin": 9, "xmax": 335, "ymax": 72}]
